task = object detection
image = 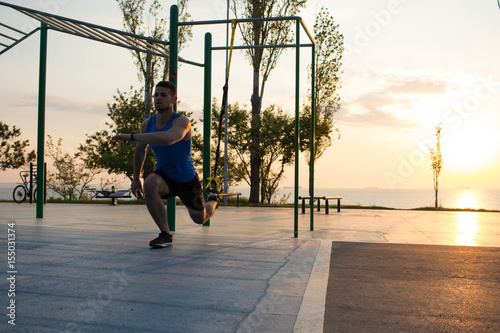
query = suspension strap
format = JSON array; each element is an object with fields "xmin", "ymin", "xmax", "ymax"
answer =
[{"xmin": 206, "ymin": 19, "xmax": 236, "ymax": 192}]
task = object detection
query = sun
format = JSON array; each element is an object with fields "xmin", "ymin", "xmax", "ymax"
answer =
[{"xmin": 440, "ymin": 121, "xmax": 497, "ymax": 174}]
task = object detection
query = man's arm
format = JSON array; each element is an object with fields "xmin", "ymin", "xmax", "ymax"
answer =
[
  {"xmin": 112, "ymin": 116, "xmax": 191, "ymax": 146},
  {"xmin": 131, "ymin": 120, "xmax": 149, "ymax": 198},
  {"xmin": 132, "ymin": 116, "xmax": 191, "ymax": 146}
]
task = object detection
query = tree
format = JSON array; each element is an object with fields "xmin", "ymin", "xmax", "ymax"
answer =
[
  {"xmin": 429, "ymin": 123, "xmax": 443, "ymax": 208},
  {"xmin": 210, "ymin": 102, "xmax": 294, "ymax": 204},
  {"xmin": 231, "ymin": 0, "xmax": 306, "ymax": 203},
  {"xmin": 116, "ymin": 0, "xmax": 192, "ymax": 120},
  {"xmin": 78, "ymin": 88, "xmax": 153, "ymax": 181},
  {"xmin": 0, "ymin": 122, "xmax": 35, "ymax": 170},
  {"xmin": 300, "ymin": 7, "xmax": 343, "ymax": 198},
  {"xmin": 300, "ymin": 7, "xmax": 343, "ymax": 166},
  {"xmin": 46, "ymin": 136, "xmax": 99, "ymax": 201}
]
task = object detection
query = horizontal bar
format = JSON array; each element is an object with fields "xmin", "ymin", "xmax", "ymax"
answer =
[
  {"xmin": 0, "ymin": 22, "xmax": 26, "ymax": 35},
  {"xmin": 0, "ymin": 1, "xmax": 170, "ymax": 47},
  {"xmin": 0, "ymin": 32, "xmax": 18, "ymax": 41},
  {"xmin": 212, "ymin": 43, "xmax": 314, "ymax": 51},
  {"xmin": 179, "ymin": 56, "xmax": 204, "ymax": 67},
  {"xmin": 179, "ymin": 16, "xmax": 301, "ymax": 26},
  {"xmin": 0, "ymin": 27, "xmax": 39, "ymax": 56},
  {"xmin": 16, "ymin": 8, "xmax": 169, "ymax": 58},
  {"xmin": 179, "ymin": 16, "xmax": 315, "ymax": 44}
]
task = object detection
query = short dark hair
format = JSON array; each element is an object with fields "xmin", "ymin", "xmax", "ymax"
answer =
[{"xmin": 156, "ymin": 80, "xmax": 177, "ymax": 97}]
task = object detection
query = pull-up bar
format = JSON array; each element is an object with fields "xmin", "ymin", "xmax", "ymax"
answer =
[{"xmin": 178, "ymin": 16, "xmax": 315, "ymax": 46}]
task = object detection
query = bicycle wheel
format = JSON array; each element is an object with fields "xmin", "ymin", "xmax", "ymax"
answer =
[
  {"xmin": 13, "ymin": 185, "xmax": 27, "ymax": 203},
  {"xmin": 31, "ymin": 185, "xmax": 37, "ymax": 203}
]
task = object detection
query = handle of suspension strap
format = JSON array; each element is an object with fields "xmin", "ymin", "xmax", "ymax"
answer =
[{"xmin": 205, "ymin": 176, "xmax": 220, "ymax": 193}]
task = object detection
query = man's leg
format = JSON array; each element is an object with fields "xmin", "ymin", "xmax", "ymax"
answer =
[
  {"xmin": 143, "ymin": 173, "xmax": 171, "ymax": 233},
  {"xmin": 188, "ymin": 200, "xmax": 218, "ymax": 225}
]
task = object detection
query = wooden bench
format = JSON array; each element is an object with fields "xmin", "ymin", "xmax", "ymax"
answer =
[
  {"xmin": 324, "ymin": 196, "xmax": 342, "ymax": 214},
  {"xmin": 218, "ymin": 193, "xmax": 242, "ymax": 207},
  {"xmin": 298, "ymin": 196, "xmax": 324, "ymax": 214},
  {"xmin": 298, "ymin": 195, "xmax": 342, "ymax": 214},
  {"xmin": 88, "ymin": 188, "xmax": 132, "ymax": 205}
]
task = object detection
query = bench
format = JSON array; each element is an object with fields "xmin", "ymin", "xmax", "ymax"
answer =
[
  {"xmin": 218, "ymin": 193, "xmax": 242, "ymax": 207},
  {"xmin": 298, "ymin": 196, "xmax": 324, "ymax": 214},
  {"xmin": 324, "ymin": 196, "xmax": 342, "ymax": 214},
  {"xmin": 298, "ymin": 196, "xmax": 342, "ymax": 214},
  {"xmin": 88, "ymin": 188, "xmax": 132, "ymax": 205}
]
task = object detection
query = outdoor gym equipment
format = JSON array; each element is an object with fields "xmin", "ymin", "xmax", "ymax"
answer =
[{"xmin": 0, "ymin": 2, "xmax": 318, "ymax": 237}]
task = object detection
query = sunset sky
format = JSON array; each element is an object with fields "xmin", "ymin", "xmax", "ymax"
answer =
[{"xmin": 1, "ymin": 0, "xmax": 499, "ymax": 190}]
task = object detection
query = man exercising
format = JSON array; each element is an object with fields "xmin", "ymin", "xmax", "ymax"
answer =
[{"xmin": 113, "ymin": 81, "xmax": 218, "ymax": 248}]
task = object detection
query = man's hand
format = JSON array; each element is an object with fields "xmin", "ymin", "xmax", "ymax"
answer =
[
  {"xmin": 131, "ymin": 178, "xmax": 144, "ymax": 199},
  {"xmin": 112, "ymin": 134, "xmax": 134, "ymax": 146}
]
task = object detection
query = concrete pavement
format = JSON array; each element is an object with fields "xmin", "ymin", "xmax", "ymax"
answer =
[{"xmin": 0, "ymin": 203, "xmax": 499, "ymax": 332}]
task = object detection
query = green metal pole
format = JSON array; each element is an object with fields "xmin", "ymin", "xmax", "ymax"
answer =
[
  {"xmin": 294, "ymin": 19, "xmax": 300, "ymax": 238},
  {"xmin": 310, "ymin": 45, "xmax": 316, "ymax": 231},
  {"xmin": 36, "ymin": 23, "xmax": 48, "ymax": 219},
  {"xmin": 167, "ymin": 4, "xmax": 179, "ymax": 231},
  {"xmin": 203, "ymin": 32, "xmax": 212, "ymax": 226}
]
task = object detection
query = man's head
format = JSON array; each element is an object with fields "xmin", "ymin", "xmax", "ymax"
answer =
[
  {"xmin": 156, "ymin": 80, "xmax": 177, "ymax": 97},
  {"xmin": 154, "ymin": 81, "xmax": 177, "ymax": 112}
]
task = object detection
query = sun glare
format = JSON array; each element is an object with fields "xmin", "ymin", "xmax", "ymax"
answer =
[
  {"xmin": 454, "ymin": 212, "xmax": 479, "ymax": 246},
  {"xmin": 452, "ymin": 190, "xmax": 481, "ymax": 210}
]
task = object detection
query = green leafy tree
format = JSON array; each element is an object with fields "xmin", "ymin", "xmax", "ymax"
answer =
[
  {"xmin": 206, "ymin": 101, "xmax": 294, "ymax": 204},
  {"xmin": 231, "ymin": 0, "xmax": 307, "ymax": 203},
  {"xmin": 117, "ymin": 0, "xmax": 192, "ymax": 120},
  {"xmin": 46, "ymin": 136, "xmax": 98, "ymax": 201},
  {"xmin": 300, "ymin": 7, "xmax": 343, "ymax": 184},
  {"xmin": 78, "ymin": 88, "xmax": 153, "ymax": 180},
  {"xmin": 429, "ymin": 123, "xmax": 443, "ymax": 208},
  {"xmin": 0, "ymin": 122, "xmax": 35, "ymax": 170}
]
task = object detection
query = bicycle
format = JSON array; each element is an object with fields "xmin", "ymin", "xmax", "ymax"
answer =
[{"xmin": 13, "ymin": 170, "xmax": 37, "ymax": 203}]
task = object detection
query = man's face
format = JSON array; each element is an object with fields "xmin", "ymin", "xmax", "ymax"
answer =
[{"xmin": 154, "ymin": 86, "xmax": 176, "ymax": 111}]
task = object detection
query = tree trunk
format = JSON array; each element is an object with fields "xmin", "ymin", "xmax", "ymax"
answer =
[
  {"xmin": 249, "ymin": 70, "xmax": 261, "ymax": 203},
  {"xmin": 249, "ymin": 41, "xmax": 263, "ymax": 203}
]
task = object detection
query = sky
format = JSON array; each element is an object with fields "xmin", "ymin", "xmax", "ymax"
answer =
[{"xmin": 1, "ymin": 0, "xmax": 500, "ymax": 190}]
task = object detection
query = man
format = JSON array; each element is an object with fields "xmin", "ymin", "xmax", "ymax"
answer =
[{"xmin": 113, "ymin": 81, "xmax": 218, "ymax": 248}]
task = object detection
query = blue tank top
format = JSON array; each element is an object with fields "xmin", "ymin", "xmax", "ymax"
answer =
[{"xmin": 147, "ymin": 113, "xmax": 196, "ymax": 183}]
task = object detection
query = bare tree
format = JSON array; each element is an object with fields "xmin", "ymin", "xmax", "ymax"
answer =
[{"xmin": 429, "ymin": 123, "xmax": 443, "ymax": 208}]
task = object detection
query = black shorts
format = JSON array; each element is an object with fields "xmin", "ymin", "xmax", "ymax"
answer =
[{"xmin": 154, "ymin": 171, "xmax": 205, "ymax": 211}]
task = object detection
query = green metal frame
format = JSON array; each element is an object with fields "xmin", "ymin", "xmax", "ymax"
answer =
[
  {"xmin": 2, "ymin": 2, "xmax": 317, "ymax": 238},
  {"xmin": 36, "ymin": 23, "xmax": 48, "ymax": 218},
  {"xmin": 174, "ymin": 6, "xmax": 317, "ymax": 237},
  {"xmin": 167, "ymin": 5, "xmax": 179, "ymax": 231}
]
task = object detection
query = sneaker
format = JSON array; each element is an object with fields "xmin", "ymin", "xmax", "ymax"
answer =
[
  {"xmin": 206, "ymin": 190, "xmax": 219, "ymax": 202},
  {"xmin": 149, "ymin": 231, "xmax": 173, "ymax": 248}
]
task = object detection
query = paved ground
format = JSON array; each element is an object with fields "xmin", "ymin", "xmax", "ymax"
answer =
[{"xmin": 0, "ymin": 202, "xmax": 499, "ymax": 332}]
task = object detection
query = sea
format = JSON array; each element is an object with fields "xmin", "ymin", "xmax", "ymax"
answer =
[{"xmin": 2, "ymin": 182, "xmax": 499, "ymax": 211}]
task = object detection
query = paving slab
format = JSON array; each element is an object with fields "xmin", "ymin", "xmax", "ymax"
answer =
[{"xmin": 0, "ymin": 203, "xmax": 499, "ymax": 332}]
